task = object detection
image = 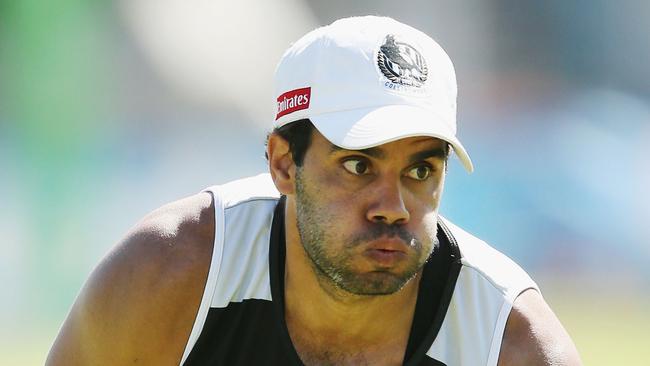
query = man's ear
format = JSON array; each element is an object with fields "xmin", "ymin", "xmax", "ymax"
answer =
[{"xmin": 267, "ymin": 133, "xmax": 296, "ymax": 195}]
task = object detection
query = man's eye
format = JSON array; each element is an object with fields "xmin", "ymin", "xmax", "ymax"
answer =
[
  {"xmin": 406, "ymin": 165, "xmax": 432, "ymax": 181},
  {"xmin": 342, "ymin": 159, "xmax": 370, "ymax": 175}
]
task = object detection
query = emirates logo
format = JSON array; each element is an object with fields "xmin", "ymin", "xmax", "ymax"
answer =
[
  {"xmin": 276, "ymin": 87, "xmax": 311, "ymax": 120},
  {"xmin": 377, "ymin": 35, "xmax": 428, "ymax": 87}
]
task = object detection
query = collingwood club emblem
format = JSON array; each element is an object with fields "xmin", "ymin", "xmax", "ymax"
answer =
[{"xmin": 377, "ymin": 34, "xmax": 428, "ymax": 87}]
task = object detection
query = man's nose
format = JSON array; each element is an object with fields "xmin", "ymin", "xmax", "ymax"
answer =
[{"xmin": 365, "ymin": 178, "xmax": 410, "ymax": 225}]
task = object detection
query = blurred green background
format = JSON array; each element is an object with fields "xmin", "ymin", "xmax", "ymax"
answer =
[{"xmin": 1, "ymin": 1, "xmax": 649, "ymax": 364}]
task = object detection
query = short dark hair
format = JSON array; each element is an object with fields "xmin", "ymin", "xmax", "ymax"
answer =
[
  {"xmin": 265, "ymin": 118, "xmax": 452, "ymax": 169},
  {"xmin": 265, "ymin": 119, "xmax": 315, "ymax": 167}
]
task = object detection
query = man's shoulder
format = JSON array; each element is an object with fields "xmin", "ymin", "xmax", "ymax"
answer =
[
  {"xmin": 498, "ymin": 289, "xmax": 583, "ymax": 365},
  {"xmin": 205, "ymin": 173, "xmax": 280, "ymax": 209},
  {"xmin": 434, "ymin": 218, "xmax": 582, "ymax": 365},
  {"xmin": 440, "ymin": 216, "xmax": 538, "ymax": 297},
  {"xmin": 47, "ymin": 192, "xmax": 216, "ymax": 365},
  {"xmin": 125, "ymin": 190, "xmax": 216, "ymax": 280}
]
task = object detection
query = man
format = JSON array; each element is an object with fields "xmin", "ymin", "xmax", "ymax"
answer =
[{"xmin": 47, "ymin": 16, "xmax": 582, "ymax": 365}]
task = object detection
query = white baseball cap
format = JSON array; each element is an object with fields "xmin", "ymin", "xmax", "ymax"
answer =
[{"xmin": 273, "ymin": 16, "xmax": 473, "ymax": 173}]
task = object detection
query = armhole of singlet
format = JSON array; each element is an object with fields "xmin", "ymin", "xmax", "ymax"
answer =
[
  {"xmin": 485, "ymin": 285, "xmax": 540, "ymax": 366},
  {"xmin": 179, "ymin": 187, "xmax": 227, "ymax": 365}
]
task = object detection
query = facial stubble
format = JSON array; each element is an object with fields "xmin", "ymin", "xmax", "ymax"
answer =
[{"xmin": 294, "ymin": 168, "xmax": 438, "ymax": 296}]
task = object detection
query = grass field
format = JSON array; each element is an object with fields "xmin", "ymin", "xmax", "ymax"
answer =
[
  {"xmin": 544, "ymin": 285, "xmax": 650, "ymax": 365},
  {"xmin": 3, "ymin": 288, "xmax": 648, "ymax": 365}
]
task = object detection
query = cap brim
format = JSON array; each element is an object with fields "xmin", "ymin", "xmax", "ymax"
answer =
[{"xmin": 309, "ymin": 105, "xmax": 474, "ymax": 173}]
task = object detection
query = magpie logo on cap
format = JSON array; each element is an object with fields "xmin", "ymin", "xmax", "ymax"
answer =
[{"xmin": 377, "ymin": 34, "xmax": 428, "ymax": 87}]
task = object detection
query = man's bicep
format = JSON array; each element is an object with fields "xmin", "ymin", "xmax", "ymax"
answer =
[
  {"xmin": 498, "ymin": 288, "xmax": 583, "ymax": 366},
  {"xmin": 46, "ymin": 193, "xmax": 214, "ymax": 365},
  {"xmin": 46, "ymin": 233, "xmax": 163, "ymax": 365}
]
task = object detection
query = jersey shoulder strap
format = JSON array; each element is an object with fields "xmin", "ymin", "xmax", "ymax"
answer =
[
  {"xmin": 427, "ymin": 217, "xmax": 539, "ymax": 366},
  {"xmin": 180, "ymin": 173, "xmax": 280, "ymax": 365}
]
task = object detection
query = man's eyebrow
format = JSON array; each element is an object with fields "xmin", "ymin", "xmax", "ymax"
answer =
[
  {"xmin": 409, "ymin": 147, "xmax": 448, "ymax": 163},
  {"xmin": 329, "ymin": 145, "xmax": 447, "ymax": 161},
  {"xmin": 328, "ymin": 144, "xmax": 386, "ymax": 159}
]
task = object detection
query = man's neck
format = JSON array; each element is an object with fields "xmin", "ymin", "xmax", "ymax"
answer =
[{"xmin": 282, "ymin": 201, "xmax": 421, "ymax": 354}]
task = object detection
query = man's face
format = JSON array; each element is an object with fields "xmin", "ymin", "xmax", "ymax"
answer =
[{"xmin": 293, "ymin": 130, "xmax": 447, "ymax": 296}]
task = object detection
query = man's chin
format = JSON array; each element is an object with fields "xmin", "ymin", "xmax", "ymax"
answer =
[{"xmin": 334, "ymin": 270, "xmax": 418, "ymax": 296}]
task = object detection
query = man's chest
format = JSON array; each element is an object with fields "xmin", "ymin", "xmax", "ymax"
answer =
[
  {"xmin": 289, "ymin": 331, "xmax": 408, "ymax": 366},
  {"xmin": 182, "ymin": 300, "xmax": 448, "ymax": 366}
]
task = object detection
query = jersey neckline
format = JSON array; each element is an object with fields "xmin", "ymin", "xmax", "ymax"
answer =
[{"xmin": 268, "ymin": 195, "xmax": 462, "ymax": 365}]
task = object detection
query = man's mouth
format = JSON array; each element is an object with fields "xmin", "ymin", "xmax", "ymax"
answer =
[
  {"xmin": 363, "ymin": 237, "xmax": 410, "ymax": 265},
  {"xmin": 365, "ymin": 237, "xmax": 410, "ymax": 252}
]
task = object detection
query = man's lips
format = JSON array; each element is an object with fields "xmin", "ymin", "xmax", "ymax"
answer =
[
  {"xmin": 361, "ymin": 237, "xmax": 412, "ymax": 266},
  {"xmin": 365, "ymin": 237, "xmax": 410, "ymax": 253},
  {"xmin": 364, "ymin": 250, "xmax": 407, "ymax": 266}
]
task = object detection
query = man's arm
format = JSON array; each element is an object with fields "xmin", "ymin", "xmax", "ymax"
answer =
[
  {"xmin": 498, "ymin": 288, "xmax": 583, "ymax": 365},
  {"xmin": 46, "ymin": 192, "xmax": 215, "ymax": 365}
]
